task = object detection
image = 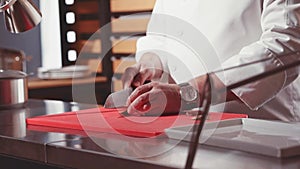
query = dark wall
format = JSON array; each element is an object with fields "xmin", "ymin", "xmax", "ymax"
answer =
[{"xmin": 0, "ymin": 0, "xmax": 41, "ymax": 74}]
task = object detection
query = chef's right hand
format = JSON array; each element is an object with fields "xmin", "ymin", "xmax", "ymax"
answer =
[{"xmin": 121, "ymin": 52, "xmax": 164, "ymax": 89}]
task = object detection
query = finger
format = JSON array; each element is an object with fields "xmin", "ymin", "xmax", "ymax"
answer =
[
  {"xmin": 143, "ymin": 92, "xmax": 165, "ymax": 116},
  {"xmin": 126, "ymin": 83, "xmax": 153, "ymax": 105},
  {"xmin": 121, "ymin": 64, "xmax": 141, "ymax": 89},
  {"xmin": 131, "ymin": 67, "xmax": 152, "ymax": 88},
  {"xmin": 131, "ymin": 69, "xmax": 152, "ymax": 88},
  {"xmin": 128, "ymin": 89, "xmax": 164, "ymax": 116},
  {"xmin": 127, "ymin": 93, "xmax": 150, "ymax": 116},
  {"xmin": 130, "ymin": 101, "xmax": 163, "ymax": 116}
]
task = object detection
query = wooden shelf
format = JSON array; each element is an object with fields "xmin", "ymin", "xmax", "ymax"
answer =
[
  {"xmin": 77, "ymin": 39, "xmax": 137, "ymax": 55},
  {"xmin": 112, "ymin": 39, "xmax": 137, "ymax": 54},
  {"xmin": 111, "ymin": 18, "xmax": 149, "ymax": 33},
  {"xmin": 111, "ymin": 0, "xmax": 156, "ymax": 13}
]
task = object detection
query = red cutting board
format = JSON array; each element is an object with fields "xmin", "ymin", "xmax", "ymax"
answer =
[{"xmin": 26, "ymin": 107, "xmax": 247, "ymax": 137}]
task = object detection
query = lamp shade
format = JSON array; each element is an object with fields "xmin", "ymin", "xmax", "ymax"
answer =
[{"xmin": 2, "ymin": 0, "xmax": 42, "ymax": 33}]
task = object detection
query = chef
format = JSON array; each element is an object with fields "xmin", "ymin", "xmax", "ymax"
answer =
[{"xmin": 122, "ymin": 0, "xmax": 300, "ymax": 122}]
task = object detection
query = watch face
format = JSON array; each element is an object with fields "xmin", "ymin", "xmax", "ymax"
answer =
[{"xmin": 181, "ymin": 85, "xmax": 198, "ymax": 102}]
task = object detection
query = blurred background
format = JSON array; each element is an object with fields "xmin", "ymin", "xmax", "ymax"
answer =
[{"xmin": 0, "ymin": 0, "xmax": 155, "ymax": 105}]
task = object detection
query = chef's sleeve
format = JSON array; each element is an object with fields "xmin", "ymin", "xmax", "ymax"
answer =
[{"xmin": 218, "ymin": 0, "xmax": 300, "ymax": 110}]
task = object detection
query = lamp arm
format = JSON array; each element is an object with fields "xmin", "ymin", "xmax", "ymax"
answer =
[{"xmin": 0, "ymin": 0, "xmax": 17, "ymax": 12}]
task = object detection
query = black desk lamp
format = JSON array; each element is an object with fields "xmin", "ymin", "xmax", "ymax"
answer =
[
  {"xmin": 185, "ymin": 51, "xmax": 300, "ymax": 169},
  {"xmin": 0, "ymin": 0, "xmax": 42, "ymax": 33}
]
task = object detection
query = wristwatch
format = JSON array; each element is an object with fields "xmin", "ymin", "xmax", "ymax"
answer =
[{"xmin": 178, "ymin": 82, "xmax": 200, "ymax": 110}]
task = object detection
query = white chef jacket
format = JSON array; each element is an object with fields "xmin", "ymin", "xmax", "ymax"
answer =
[{"xmin": 135, "ymin": 0, "xmax": 300, "ymax": 121}]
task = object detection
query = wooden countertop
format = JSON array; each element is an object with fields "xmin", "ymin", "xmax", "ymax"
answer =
[{"xmin": 28, "ymin": 76, "xmax": 107, "ymax": 89}]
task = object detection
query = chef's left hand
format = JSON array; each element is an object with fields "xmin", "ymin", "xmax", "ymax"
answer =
[{"xmin": 126, "ymin": 82, "xmax": 181, "ymax": 116}]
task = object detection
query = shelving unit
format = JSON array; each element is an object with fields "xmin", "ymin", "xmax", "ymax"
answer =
[
  {"xmin": 57, "ymin": 0, "xmax": 156, "ymax": 92},
  {"xmin": 110, "ymin": 0, "xmax": 155, "ymax": 91}
]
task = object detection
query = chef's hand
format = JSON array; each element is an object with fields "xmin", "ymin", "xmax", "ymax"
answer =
[
  {"xmin": 121, "ymin": 52, "xmax": 163, "ymax": 89},
  {"xmin": 126, "ymin": 82, "xmax": 181, "ymax": 116}
]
